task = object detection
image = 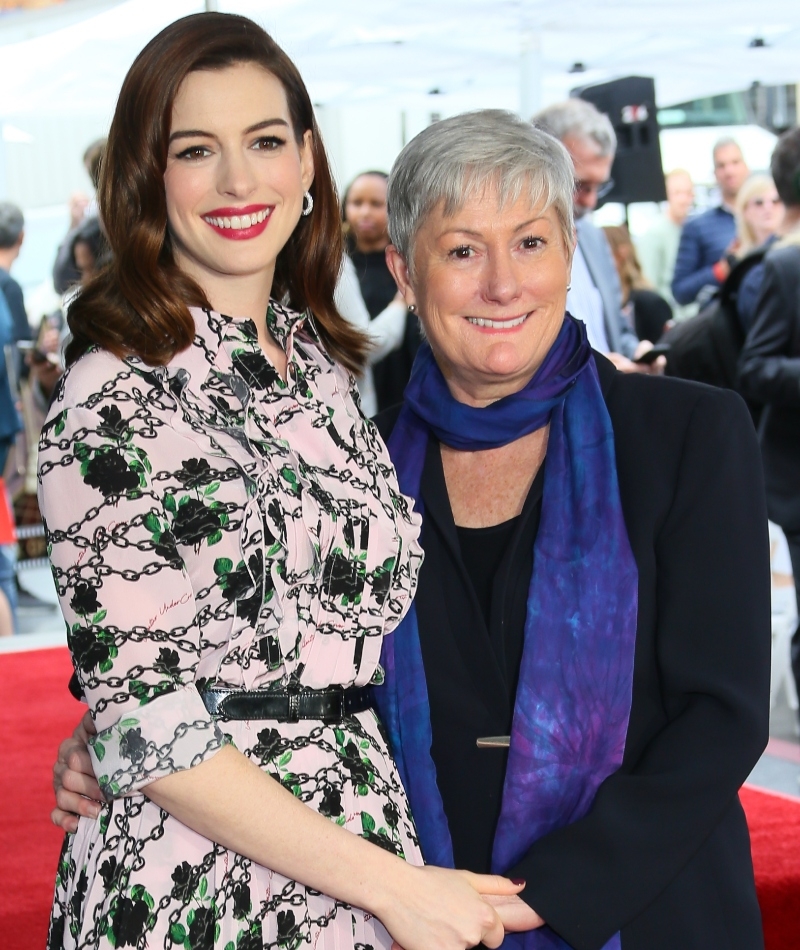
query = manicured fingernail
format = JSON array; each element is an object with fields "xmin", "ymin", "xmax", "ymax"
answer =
[
  {"xmin": 89, "ymin": 804, "xmax": 101, "ymax": 819},
  {"xmin": 511, "ymin": 878, "xmax": 526, "ymax": 886}
]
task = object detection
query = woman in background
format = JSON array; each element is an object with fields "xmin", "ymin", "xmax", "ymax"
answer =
[
  {"xmin": 734, "ymin": 175, "xmax": 785, "ymax": 334},
  {"xmin": 603, "ymin": 224, "xmax": 672, "ymax": 343},
  {"xmin": 734, "ymin": 173, "xmax": 784, "ymax": 258},
  {"xmin": 344, "ymin": 171, "xmax": 420, "ymax": 409}
]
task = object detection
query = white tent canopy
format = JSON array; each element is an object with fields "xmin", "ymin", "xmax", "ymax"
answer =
[
  {"xmin": 1, "ymin": 0, "xmax": 799, "ymax": 118},
  {"xmin": 1, "ymin": 0, "xmax": 795, "ymax": 293}
]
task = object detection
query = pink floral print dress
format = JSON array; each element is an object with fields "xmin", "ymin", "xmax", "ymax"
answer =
[{"xmin": 39, "ymin": 304, "xmax": 424, "ymax": 950}]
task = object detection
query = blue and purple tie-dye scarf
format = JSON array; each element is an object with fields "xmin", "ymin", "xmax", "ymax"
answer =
[{"xmin": 375, "ymin": 315, "xmax": 638, "ymax": 950}]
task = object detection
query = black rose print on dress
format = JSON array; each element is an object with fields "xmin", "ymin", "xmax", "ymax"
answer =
[
  {"xmin": 171, "ymin": 498, "xmax": 223, "ymax": 548},
  {"xmin": 69, "ymin": 581, "xmax": 100, "ymax": 616},
  {"xmin": 73, "ymin": 405, "xmax": 152, "ymax": 499},
  {"xmin": 318, "ymin": 785, "xmax": 344, "ymax": 818},
  {"xmin": 83, "ymin": 449, "xmax": 140, "ymax": 497},
  {"xmin": 324, "ymin": 551, "xmax": 365, "ymax": 607},
  {"xmin": 187, "ymin": 905, "xmax": 215, "ymax": 949},
  {"xmin": 170, "ymin": 861, "xmax": 199, "ymax": 902},
  {"xmin": 175, "ymin": 457, "xmax": 216, "ymax": 489},
  {"xmin": 119, "ymin": 727, "xmax": 147, "ymax": 765},
  {"xmin": 96, "ymin": 405, "xmax": 130, "ymax": 441},
  {"xmin": 110, "ymin": 889, "xmax": 152, "ymax": 948},
  {"xmin": 70, "ymin": 626, "xmax": 116, "ymax": 675},
  {"xmin": 276, "ymin": 909, "xmax": 302, "ymax": 950},
  {"xmin": 231, "ymin": 880, "xmax": 251, "ymax": 919}
]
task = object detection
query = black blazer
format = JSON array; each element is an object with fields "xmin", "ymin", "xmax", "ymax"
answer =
[
  {"xmin": 739, "ymin": 243, "xmax": 800, "ymax": 533},
  {"xmin": 375, "ymin": 355, "xmax": 771, "ymax": 950}
]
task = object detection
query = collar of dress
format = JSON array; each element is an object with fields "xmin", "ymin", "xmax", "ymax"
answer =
[{"xmin": 124, "ymin": 300, "xmax": 318, "ymax": 398}]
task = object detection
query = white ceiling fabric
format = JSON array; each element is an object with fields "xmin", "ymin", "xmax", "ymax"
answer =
[{"xmin": 0, "ymin": 0, "xmax": 798, "ymax": 118}]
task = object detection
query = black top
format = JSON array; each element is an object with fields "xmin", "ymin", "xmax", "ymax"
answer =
[
  {"xmin": 455, "ymin": 514, "xmax": 523, "ymax": 632},
  {"xmin": 435, "ymin": 463, "xmax": 543, "ymax": 872},
  {"xmin": 629, "ymin": 288, "xmax": 672, "ymax": 344},
  {"xmin": 375, "ymin": 356, "xmax": 771, "ymax": 950},
  {"xmin": 347, "ymin": 243, "xmax": 422, "ymax": 412},
  {"xmin": 348, "ymin": 246, "xmax": 398, "ymax": 319}
]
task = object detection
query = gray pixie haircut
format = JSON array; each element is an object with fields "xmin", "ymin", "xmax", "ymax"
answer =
[
  {"xmin": 0, "ymin": 202, "xmax": 24, "ymax": 249},
  {"xmin": 387, "ymin": 109, "xmax": 575, "ymax": 265},
  {"xmin": 532, "ymin": 98, "xmax": 616, "ymax": 157}
]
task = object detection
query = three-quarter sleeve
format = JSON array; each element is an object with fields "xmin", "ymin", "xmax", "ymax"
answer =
[{"xmin": 38, "ymin": 403, "xmax": 227, "ymax": 798}]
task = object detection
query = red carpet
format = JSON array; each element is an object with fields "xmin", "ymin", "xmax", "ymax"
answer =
[
  {"xmin": 741, "ymin": 785, "xmax": 800, "ymax": 950},
  {"xmin": 2, "ymin": 647, "xmax": 800, "ymax": 949},
  {"xmin": 0, "ymin": 647, "xmax": 81, "ymax": 950}
]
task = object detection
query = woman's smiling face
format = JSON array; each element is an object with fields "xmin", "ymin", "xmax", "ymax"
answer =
[
  {"xmin": 163, "ymin": 62, "xmax": 314, "ymax": 302},
  {"xmin": 344, "ymin": 174, "xmax": 389, "ymax": 251},
  {"xmin": 388, "ymin": 186, "xmax": 572, "ymax": 406}
]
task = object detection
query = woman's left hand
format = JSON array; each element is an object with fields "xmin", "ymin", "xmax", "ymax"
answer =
[{"xmin": 482, "ymin": 893, "xmax": 545, "ymax": 932}]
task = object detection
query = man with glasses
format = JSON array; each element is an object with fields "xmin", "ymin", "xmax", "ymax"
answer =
[
  {"xmin": 534, "ymin": 99, "xmax": 647, "ymax": 370},
  {"xmin": 671, "ymin": 138, "xmax": 750, "ymax": 307}
]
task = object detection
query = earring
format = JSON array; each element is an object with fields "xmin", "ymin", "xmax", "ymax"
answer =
[
  {"xmin": 302, "ymin": 191, "xmax": 313, "ymax": 216},
  {"xmin": 408, "ymin": 303, "xmax": 417, "ymax": 312},
  {"xmin": 566, "ymin": 282, "xmax": 572, "ymax": 291}
]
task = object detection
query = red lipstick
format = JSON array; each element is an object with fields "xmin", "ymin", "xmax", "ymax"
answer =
[{"xmin": 202, "ymin": 204, "xmax": 272, "ymax": 241}]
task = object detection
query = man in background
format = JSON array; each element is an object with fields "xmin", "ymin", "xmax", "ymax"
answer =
[
  {"xmin": 0, "ymin": 202, "xmax": 33, "ymax": 348},
  {"xmin": 671, "ymin": 138, "xmax": 749, "ymax": 307},
  {"xmin": 636, "ymin": 169, "xmax": 695, "ymax": 319},
  {"xmin": 533, "ymin": 98, "xmax": 651, "ymax": 371}
]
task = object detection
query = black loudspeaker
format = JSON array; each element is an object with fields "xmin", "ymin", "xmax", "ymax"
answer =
[{"xmin": 573, "ymin": 76, "xmax": 666, "ymax": 205}]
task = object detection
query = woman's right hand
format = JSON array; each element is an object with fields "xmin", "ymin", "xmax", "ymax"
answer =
[
  {"xmin": 380, "ymin": 865, "xmax": 522, "ymax": 950},
  {"xmin": 52, "ymin": 709, "xmax": 103, "ymax": 832}
]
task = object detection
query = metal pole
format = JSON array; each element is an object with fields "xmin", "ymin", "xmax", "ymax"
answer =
[{"xmin": 204, "ymin": 0, "xmax": 218, "ymax": 11}]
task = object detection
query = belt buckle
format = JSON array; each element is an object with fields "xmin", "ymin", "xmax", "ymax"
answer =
[{"xmin": 286, "ymin": 681, "xmax": 301, "ymax": 723}]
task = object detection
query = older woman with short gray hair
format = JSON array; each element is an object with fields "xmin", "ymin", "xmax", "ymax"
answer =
[{"xmin": 375, "ymin": 109, "xmax": 770, "ymax": 949}]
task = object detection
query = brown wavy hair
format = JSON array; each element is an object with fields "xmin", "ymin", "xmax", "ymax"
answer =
[{"xmin": 66, "ymin": 13, "xmax": 368, "ymax": 374}]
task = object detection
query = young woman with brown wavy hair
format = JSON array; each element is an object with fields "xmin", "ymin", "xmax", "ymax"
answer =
[{"xmin": 40, "ymin": 13, "xmax": 521, "ymax": 950}]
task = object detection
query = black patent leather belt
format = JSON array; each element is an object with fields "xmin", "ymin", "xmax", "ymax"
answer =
[{"xmin": 199, "ymin": 684, "xmax": 372, "ymax": 723}]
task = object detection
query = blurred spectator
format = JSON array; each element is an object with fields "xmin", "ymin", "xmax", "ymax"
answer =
[
  {"xmin": 533, "ymin": 99, "xmax": 652, "ymax": 372},
  {"xmin": 335, "ymin": 256, "xmax": 406, "ymax": 417},
  {"xmin": 69, "ymin": 216, "xmax": 107, "ymax": 286},
  {"xmin": 0, "ymin": 288, "xmax": 20, "ymax": 627},
  {"xmin": 734, "ymin": 175, "xmax": 784, "ymax": 332},
  {"xmin": 635, "ymin": 169, "xmax": 694, "ymax": 319},
  {"xmin": 52, "ymin": 138, "xmax": 106, "ymax": 293},
  {"xmin": 604, "ymin": 225, "xmax": 673, "ymax": 344},
  {"xmin": 28, "ymin": 212, "xmax": 106, "ymax": 410},
  {"xmin": 672, "ymin": 138, "xmax": 749, "ymax": 306},
  {"xmin": 343, "ymin": 170, "xmax": 419, "ymax": 411},
  {"xmin": 738, "ymin": 126, "xmax": 800, "ymax": 719},
  {"xmin": 0, "ymin": 202, "xmax": 33, "ymax": 348},
  {"xmin": 734, "ymin": 174, "xmax": 784, "ymax": 258}
]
